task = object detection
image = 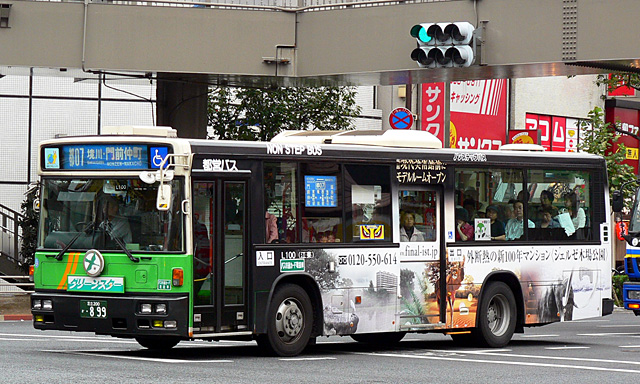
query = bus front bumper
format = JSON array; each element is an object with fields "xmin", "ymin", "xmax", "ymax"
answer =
[
  {"xmin": 31, "ymin": 292, "xmax": 189, "ymax": 338},
  {"xmin": 623, "ymin": 281, "xmax": 640, "ymax": 313}
]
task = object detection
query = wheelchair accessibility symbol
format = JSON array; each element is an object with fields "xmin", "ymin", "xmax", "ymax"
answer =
[{"xmin": 150, "ymin": 147, "xmax": 169, "ymax": 169}]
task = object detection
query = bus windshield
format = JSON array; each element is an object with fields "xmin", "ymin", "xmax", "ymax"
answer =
[
  {"xmin": 630, "ymin": 189, "xmax": 640, "ymax": 233},
  {"xmin": 39, "ymin": 178, "xmax": 184, "ymax": 252}
]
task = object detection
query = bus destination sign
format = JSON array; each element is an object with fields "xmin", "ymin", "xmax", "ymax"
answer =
[{"xmin": 44, "ymin": 144, "xmax": 169, "ymax": 171}]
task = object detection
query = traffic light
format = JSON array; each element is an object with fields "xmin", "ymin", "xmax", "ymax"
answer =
[{"xmin": 410, "ymin": 22, "xmax": 476, "ymax": 68}]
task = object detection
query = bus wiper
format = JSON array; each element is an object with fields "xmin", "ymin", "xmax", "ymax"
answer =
[
  {"xmin": 54, "ymin": 221, "xmax": 96, "ymax": 261},
  {"xmin": 102, "ymin": 223, "xmax": 140, "ymax": 263}
]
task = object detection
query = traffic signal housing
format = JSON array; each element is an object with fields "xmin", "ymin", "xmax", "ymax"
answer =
[{"xmin": 410, "ymin": 22, "xmax": 476, "ymax": 68}]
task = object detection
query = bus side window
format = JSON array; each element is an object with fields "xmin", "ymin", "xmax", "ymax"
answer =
[
  {"xmin": 345, "ymin": 164, "xmax": 391, "ymax": 242},
  {"xmin": 264, "ymin": 162, "xmax": 298, "ymax": 243}
]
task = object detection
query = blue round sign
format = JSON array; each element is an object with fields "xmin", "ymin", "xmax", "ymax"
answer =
[{"xmin": 389, "ymin": 108, "xmax": 414, "ymax": 129}]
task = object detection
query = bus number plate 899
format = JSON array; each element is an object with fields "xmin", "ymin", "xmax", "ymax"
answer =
[{"xmin": 80, "ymin": 300, "xmax": 107, "ymax": 318}]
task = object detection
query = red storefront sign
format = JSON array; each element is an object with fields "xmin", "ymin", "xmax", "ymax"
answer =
[
  {"xmin": 607, "ymin": 74, "xmax": 636, "ymax": 97},
  {"xmin": 605, "ymin": 101, "xmax": 640, "ymax": 173},
  {"xmin": 420, "ymin": 82, "xmax": 446, "ymax": 143},
  {"xmin": 508, "ymin": 130, "xmax": 538, "ymax": 144},
  {"xmin": 421, "ymin": 80, "xmax": 507, "ymax": 150},
  {"xmin": 524, "ymin": 113, "xmax": 582, "ymax": 152}
]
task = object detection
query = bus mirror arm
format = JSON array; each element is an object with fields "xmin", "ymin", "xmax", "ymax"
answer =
[{"xmin": 613, "ymin": 177, "xmax": 640, "ymax": 213}]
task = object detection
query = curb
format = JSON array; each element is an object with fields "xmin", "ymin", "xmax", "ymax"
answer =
[{"xmin": 0, "ymin": 314, "xmax": 33, "ymax": 321}]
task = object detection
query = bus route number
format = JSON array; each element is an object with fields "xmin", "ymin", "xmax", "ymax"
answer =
[{"xmin": 338, "ymin": 253, "xmax": 397, "ymax": 267}]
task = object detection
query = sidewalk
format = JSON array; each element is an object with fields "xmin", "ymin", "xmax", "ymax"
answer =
[{"xmin": 0, "ymin": 294, "xmax": 32, "ymax": 321}]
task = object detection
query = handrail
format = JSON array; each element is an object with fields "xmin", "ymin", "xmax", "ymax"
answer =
[
  {"xmin": 15, "ymin": 0, "xmax": 455, "ymax": 13},
  {"xmin": 0, "ymin": 203, "xmax": 25, "ymax": 275}
]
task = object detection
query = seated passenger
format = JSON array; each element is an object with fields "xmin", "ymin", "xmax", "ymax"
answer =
[
  {"xmin": 486, "ymin": 205, "xmax": 505, "ymax": 241},
  {"xmin": 400, "ymin": 211, "xmax": 425, "ymax": 242},
  {"xmin": 563, "ymin": 192, "xmax": 586, "ymax": 230},
  {"xmin": 455, "ymin": 207, "xmax": 474, "ymax": 242},
  {"xmin": 505, "ymin": 201, "xmax": 534, "ymax": 241},
  {"xmin": 538, "ymin": 207, "xmax": 560, "ymax": 229},
  {"xmin": 540, "ymin": 190, "xmax": 559, "ymax": 216}
]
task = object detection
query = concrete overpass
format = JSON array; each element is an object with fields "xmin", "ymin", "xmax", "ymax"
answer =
[{"xmin": 1, "ymin": 0, "xmax": 639, "ymax": 135}]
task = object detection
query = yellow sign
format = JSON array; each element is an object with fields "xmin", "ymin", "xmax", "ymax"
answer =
[
  {"xmin": 359, "ymin": 225, "xmax": 384, "ymax": 240},
  {"xmin": 626, "ymin": 147, "xmax": 639, "ymax": 160}
]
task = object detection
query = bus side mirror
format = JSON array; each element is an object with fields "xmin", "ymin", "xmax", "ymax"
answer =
[
  {"xmin": 612, "ymin": 190, "xmax": 624, "ymax": 213},
  {"xmin": 157, "ymin": 184, "xmax": 172, "ymax": 211}
]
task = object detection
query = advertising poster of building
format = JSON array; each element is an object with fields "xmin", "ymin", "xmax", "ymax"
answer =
[
  {"xmin": 524, "ymin": 113, "xmax": 583, "ymax": 152},
  {"xmin": 421, "ymin": 80, "xmax": 508, "ymax": 150},
  {"xmin": 605, "ymin": 101, "xmax": 640, "ymax": 173}
]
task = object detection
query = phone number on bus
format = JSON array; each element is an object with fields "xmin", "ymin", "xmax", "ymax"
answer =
[{"xmin": 338, "ymin": 253, "xmax": 397, "ymax": 267}]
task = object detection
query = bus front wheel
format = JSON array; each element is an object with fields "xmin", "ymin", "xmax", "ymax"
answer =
[
  {"xmin": 135, "ymin": 336, "xmax": 180, "ymax": 350},
  {"xmin": 475, "ymin": 282, "xmax": 516, "ymax": 348},
  {"xmin": 261, "ymin": 284, "xmax": 313, "ymax": 357}
]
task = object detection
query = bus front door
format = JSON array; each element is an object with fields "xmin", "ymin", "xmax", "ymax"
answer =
[{"xmin": 192, "ymin": 179, "xmax": 248, "ymax": 334}]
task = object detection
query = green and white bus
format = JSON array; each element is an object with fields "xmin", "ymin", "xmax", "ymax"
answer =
[{"xmin": 32, "ymin": 126, "xmax": 614, "ymax": 356}]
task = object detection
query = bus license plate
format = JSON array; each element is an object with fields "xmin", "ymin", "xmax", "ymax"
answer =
[{"xmin": 80, "ymin": 300, "xmax": 107, "ymax": 318}]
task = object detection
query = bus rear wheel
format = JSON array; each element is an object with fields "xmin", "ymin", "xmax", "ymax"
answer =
[
  {"xmin": 261, "ymin": 284, "xmax": 313, "ymax": 357},
  {"xmin": 135, "ymin": 336, "xmax": 180, "ymax": 350},
  {"xmin": 475, "ymin": 282, "xmax": 516, "ymax": 348}
]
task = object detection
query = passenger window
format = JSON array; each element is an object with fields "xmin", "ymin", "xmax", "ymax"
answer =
[
  {"xmin": 346, "ymin": 164, "xmax": 391, "ymax": 242},
  {"xmin": 301, "ymin": 163, "xmax": 343, "ymax": 243},
  {"xmin": 455, "ymin": 168, "xmax": 525, "ymax": 241},
  {"xmin": 399, "ymin": 191, "xmax": 437, "ymax": 242},
  {"xmin": 264, "ymin": 162, "xmax": 298, "ymax": 243},
  {"xmin": 527, "ymin": 169, "xmax": 592, "ymax": 241}
]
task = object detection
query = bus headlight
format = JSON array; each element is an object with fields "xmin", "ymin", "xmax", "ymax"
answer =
[
  {"xmin": 140, "ymin": 303, "xmax": 153, "ymax": 314},
  {"xmin": 155, "ymin": 303, "xmax": 167, "ymax": 314},
  {"xmin": 628, "ymin": 290, "xmax": 640, "ymax": 300},
  {"xmin": 32, "ymin": 300, "xmax": 42, "ymax": 310},
  {"xmin": 42, "ymin": 300, "xmax": 53, "ymax": 310}
]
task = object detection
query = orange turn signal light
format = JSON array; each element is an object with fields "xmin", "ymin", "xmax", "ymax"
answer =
[{"xmin": 172, "ymin": 268, "xmax": 183, "ymax": 287}]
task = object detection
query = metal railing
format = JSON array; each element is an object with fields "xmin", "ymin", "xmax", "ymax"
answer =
[
  {"xmin": 0, "ymin": 204, "xmax": 25, "ymax": 276},
  {"xmin": 18, "ymin": 0, "xmax": 456, "ymax": 12},
  {"xmin": 0, "ymin": 276, "xmax": 33, "ymax": 294}
]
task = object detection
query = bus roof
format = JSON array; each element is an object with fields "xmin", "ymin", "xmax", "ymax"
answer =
[{"xmin": 271, "ymin": 129, "xmax": 442, "ymax": 149}]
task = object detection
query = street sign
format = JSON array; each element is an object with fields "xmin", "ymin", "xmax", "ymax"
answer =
[{"xmin": 389, "ymin": 107, "xmax": 414, "ymax": 129}]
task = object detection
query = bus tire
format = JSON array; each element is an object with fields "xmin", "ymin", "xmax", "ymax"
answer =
[
  {"xmin": 135, "ymin": 336, "xmax": 180, "ymax": 350},
  {"xmin": 475, "ymin": 281, "xmax": 517, "ymax": 348},
  {"xmin": 262, "ymin": 283, "xmax": 313, "ymax": 357},
  {"xmin": 351, "ymin": 332, "xmax": 406, "ymax": 345}
]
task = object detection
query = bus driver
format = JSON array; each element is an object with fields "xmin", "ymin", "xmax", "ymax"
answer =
[{"xmin": 100, "ymin": 196, "xmax": 132, "ymax": 244}]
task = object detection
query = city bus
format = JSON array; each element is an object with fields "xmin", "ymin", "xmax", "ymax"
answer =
[
  {"xmin": 31, "ymin": 126, "xmax": 614, "ymax": 356},
  {"xmin": 613, "ymin": 183, "xmax": 640, "ymax": 312}
]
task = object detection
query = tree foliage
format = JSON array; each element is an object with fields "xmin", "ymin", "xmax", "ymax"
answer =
[
  {"xmin": 596, "ymin": 73, "xmax": 640, "ymax": 94},
  {"xmin": 207, "ymin": 86, "xmax": 362, "ymax": 141},
  {"xmin": 18, "ymin": 183, "xmax": 39, "ymax": 273},
  {"xmin": 578, "ymin": 106, "xmax": 636, "ymax": 206}
]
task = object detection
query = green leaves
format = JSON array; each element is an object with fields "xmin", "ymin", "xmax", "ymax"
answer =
[
  {"xmin": 578, "ymin": 106, "xmax": 636, "ymax": 208},
  {"xmin": 207, "ymin": 86, "xmax": 362, "ymax": 141}
]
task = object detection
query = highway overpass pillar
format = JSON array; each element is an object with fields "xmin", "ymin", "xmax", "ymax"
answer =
[{"xmin": 156, "ymin": 73, "xmax": 208, "ymax": 139}]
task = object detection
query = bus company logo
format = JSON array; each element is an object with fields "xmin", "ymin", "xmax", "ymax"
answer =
[
  {"xmin": 202, "ymin": 158, "xmax": 240, "ymax": 172},
  {"xmin": 453, "ymin": 153, "xmax": 487, "ymax": 162},
  {"xmin": 44, "ymin": 148, "xmax": 60, "ymax": 169},
  {"xmin": 359, "ymin": 225, "xmax": 384, "ymax": 240},
  {"xmin": 83, "ymin": 249, "xmax": 105, "ymax": 277},
  {"xmin": 280, "ymin": 259, "xmax": 305, "ymax": 273}
]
